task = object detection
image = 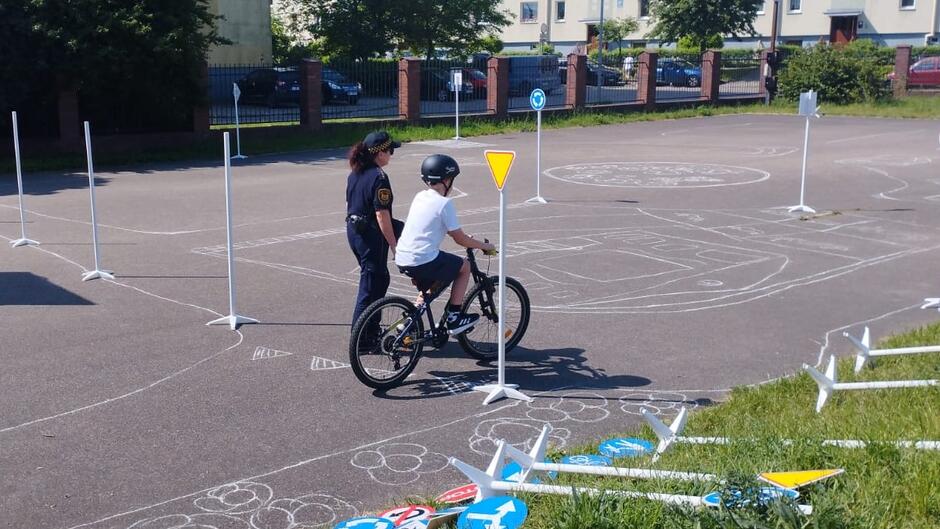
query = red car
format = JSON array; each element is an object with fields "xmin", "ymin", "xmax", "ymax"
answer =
[
  {"xmin": 462, "ymin": 68, "xmax": 488, "ymax": 98},
  {"xmin": 889, "ymin": 56, "xmax": 940, "ymax": 86}
]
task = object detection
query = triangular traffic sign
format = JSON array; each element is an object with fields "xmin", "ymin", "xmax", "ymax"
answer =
[
  {"xmin": 758, "ymin": 469, "xmax": 844, "ymax": 489},
  {"xmin": 484, "ymin": 150, "xmax": 516, "ymax": 191}
]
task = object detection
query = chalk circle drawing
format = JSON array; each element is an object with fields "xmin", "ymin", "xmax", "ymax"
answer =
[
  {"xmin": 524, "ymin": 391, "xmax": 610, "ymax": 423},
  {"xmin": 194, "ymin": 481, "xmax": 273, "ymax": 514},
  {"xmin": 128, "ymin": 513, "xmax": 250, "ymax": 529},
  {"xmin": 351, "ymin": 443, "xmax": 449, "ymax": 485},
  {"xmin": 248, "ymin": 494, "xmax": 359, "ymax": 529},
  {"xmin": 619, "ymin": 391, "xmax": 698, "ymax": 417},
  {"xmin": 543, "ymin": 162, "xmax": 770, "ymax": 188},
  {"xmin": 469, "ymin": 418, "xmax": 571, "ymax": 457},
  {"xmin": 697, "ymin": 279, "xmax": 724, "ymax": 287},
  {"xmin": 128, "ymin": 489, "xmax": 358, "ymax": 529}
]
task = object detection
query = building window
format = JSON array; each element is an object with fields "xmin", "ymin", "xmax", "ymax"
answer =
[
  {"xmin": 639, "ymin": 0, "xmax": 650, "ymax": 18},
  {"xmin": 900, "ymin": 0, "xmax": 915, "ymax": 9},
  {"xmin": 617, "ymin": 0, "xmax": 624, "ymax": 7},
  {"xmin": 556, "ymin": 1, "xmax": 566, "ymax": 21},
  {"xmin": 788, "ymin": 0, "xmax": 801, "ymax": 12},
  {"xmin": 521, "ymin": 1, "xmax": 538, "ymax": 23},
  {"xmin": 757, "ymin": 0, "xmax": 765, "ymax": 14}
]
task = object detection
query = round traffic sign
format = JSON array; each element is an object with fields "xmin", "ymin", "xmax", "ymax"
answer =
[
  {"xmin": 334, "ymin": 516, "xmax": 397, "ymax": 529},
  {"xmin": 529, "ymin": 88, "xmax": 546, "ymax": 111},
  {"xmin": 377, "ymin": 505, "xmax": 435, "ymax": 528},
  {"xmin": 457, "ymin": 496, "xmax": 527, "ymax": 529},
  {"xmin": 435, "ymin": 484, "xmax": 477, "ymax": 504},
  {"xmin": 560, "ymin": 454, "xmax": 612, "ymax": 467},
  {"xmin": 702, "ymin": 487, "xmax": 800, "ymax": 509},
  {"xmin": 598, "ymin": 438, "xmax": 654, "ymax": 458}
]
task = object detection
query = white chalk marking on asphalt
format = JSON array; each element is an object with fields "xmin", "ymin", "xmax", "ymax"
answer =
[
  {"xmin": 826, "ymin": 128, "xmax": 927, "ymax": 145},
  {"xmin": 253, "ymin": 346, "xmax": 292, "ymax": 361}
]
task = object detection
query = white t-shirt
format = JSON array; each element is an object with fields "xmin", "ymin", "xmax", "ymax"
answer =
[{"xmin": 395, "ymin": 189, "xmax": 461, "ymax": 267}]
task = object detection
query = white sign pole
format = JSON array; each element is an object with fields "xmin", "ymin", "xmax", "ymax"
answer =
[
  {"xmin": 232, "ymin": 83, "xmax": 246, "ymax": 159},
  {"xmin": 804, "ymin": 355, "xmax": 937, "ymax": 413},
  {"xmin": 207, "ymin": 132, "xmax": 259, "ymax": 330},
  {"xmin": 453, "ymin": 70, "xmax": 462, "ymax": 140},
  {"xmin": 10, "ymin": 111, "xmax": 39, "ymax": 248},
  {"xmin": 789, "ymin": 90, "xmax": 817, "ymax": 214},
  {"xmin": 642, "ymin": 407, "xmax": 940, "ymax": 460},
  {"xmin": 526, "ymin": 89, "xmax": 547, "ymax": 204},
  {"xmin": 845, "ymin": 326, "xmax": 940, "ymax": 373},
  {"xmin": 80, "ymin": 121, "xmax": 114, "ymax": 281}
]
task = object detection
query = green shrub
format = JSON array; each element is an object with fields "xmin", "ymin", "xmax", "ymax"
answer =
[{"xmin": 777, "ymin": 44, "xmax": 889, "ymax": 104}]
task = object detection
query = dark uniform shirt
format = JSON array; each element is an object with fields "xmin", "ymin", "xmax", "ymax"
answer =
[{"xmin": 346, "ymin": 166, "xmax": 393, "ymax": 224}]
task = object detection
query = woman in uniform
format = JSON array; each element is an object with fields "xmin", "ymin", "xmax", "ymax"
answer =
[{"xmin": 345, "ymin": 131, "xmax": 403, "ymax": 337}]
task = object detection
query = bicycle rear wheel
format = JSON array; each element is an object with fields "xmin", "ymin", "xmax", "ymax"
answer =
[
  {"xmin": 457, "ymin": 276, "xmax": 530, "ymax": 360},
  {"xmin": 349, "ymin": 296, "xmax": 424, "ymax": 390}
]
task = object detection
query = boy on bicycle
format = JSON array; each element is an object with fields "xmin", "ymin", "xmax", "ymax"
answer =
[{"xmin": 395, "ymin": 154, "xmax": 497, "ymax": 336}]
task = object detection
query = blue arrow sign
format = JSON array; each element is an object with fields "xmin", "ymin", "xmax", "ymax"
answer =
[
  {"xmin": 529, "ymin": 88, "xmax": 546, "ymax": 111},
  {"xmin": 334, "ymin": 516, "xmax": 396, "ymax": 529},
  {"xmin": 458, "ymin": 496, "xmax": 527, "ymax": 529},
  {"xmin": 598, "ymin": 438, "xmax": 654, "ymax": 458},
  {"xmin": 702, "ymin": 487, "xmax": 800, "ymax": 509}
]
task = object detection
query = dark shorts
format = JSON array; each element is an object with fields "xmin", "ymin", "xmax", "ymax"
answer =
[{"xmin": 399, "ymin": 251, "xmax": 463, "ymax": 292}]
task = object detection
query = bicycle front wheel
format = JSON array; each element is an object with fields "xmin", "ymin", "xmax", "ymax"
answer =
[
  {"xmin": 349, "ymin": 296, "xmax": 424, "ymax": 390},
  {"xmin": 457, "ymin": 276, "xmax": 530, "ymax": 360}
]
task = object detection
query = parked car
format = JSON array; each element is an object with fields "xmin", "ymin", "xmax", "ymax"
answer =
[
  {"xmin": 558, "ymin": 62, "xmax": 623, "ymax": 86},
  {"xmin": 462, "ymin": 68, "xmax": 488, "ymax": 98},
  {"xmin": 235, "ymin": 67, "xmax": 301, "ymax": 107},
  {"xmin": 421, "ymin": 70, "xmax": 474, "ymax": 102},
  {"xmin": 888, "ymin": 56, "xmax": 940, "ymax": 86},
  {"xmin": 507, "ymin": 55, "xmax": 561, "ymax": 96},
  {"xmin": 322, "ymin": 67, "xmax": 361, "ymax": 105},
  {"xmin": 656, "ymin": 58, "xmax": 702, "ymax": 87}
]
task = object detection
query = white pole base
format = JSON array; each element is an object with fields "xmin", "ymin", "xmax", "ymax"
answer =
[
  {"xmin": 788, "ymin": 204, "xmax": 816, "ymax": 214},
  {"xmin": 231, "ymin": 154, "xmax": 247, "ymax": 160},
  {"xmin": 526, "ymin": 196, "xmax": 548, "ymax": 204},
  {"xmin": 81, "ymin": 269, "xmax": 115, "ymax": 281},
  {"xmin": 453, "ymin": 136, "xmax": 461, "ymax": 140},
  {"xmin": 473, "ymin": 383, "xmax": 532, "ymax": 405},
  {"xmin": 10, "ymin": 238, "xmax": 40, "ymax": 248},
  {"xmin": 921, "ymin": 298, "xmax": 940, "ymax": 310},
  {"xmin": 207, "ymin": 314, "xmax": 260, "ymax": 331}
]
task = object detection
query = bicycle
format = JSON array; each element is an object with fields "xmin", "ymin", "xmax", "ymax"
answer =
[{"xmin": 348, "ymin": 245, "xmax": 531, "ymax": 390}]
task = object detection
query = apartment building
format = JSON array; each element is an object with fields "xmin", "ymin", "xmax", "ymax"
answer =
[{"xmin": 498, "ymin": 0, "xmax": 940, "ymax": 52}]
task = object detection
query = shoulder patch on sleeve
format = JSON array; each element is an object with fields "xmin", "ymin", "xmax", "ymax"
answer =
[{"xmin": 377, "ymin": 188, "xmax": 392, "ymax": 206}]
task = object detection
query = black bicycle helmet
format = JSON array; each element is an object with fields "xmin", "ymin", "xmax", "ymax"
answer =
[{"xmin": 420, "ymin": 154, "xmax": 460, "ymax": 184}]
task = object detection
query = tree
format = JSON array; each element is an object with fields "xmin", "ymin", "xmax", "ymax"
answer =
[
  {"xmin": 304, "ymin": 0, "xmax": 511, "ymax": 60},
  {"xmin": 601, "ymin": 17, "xmax": 639, "ymax": 53},
  {"xmin": 305, "ymin": 0, "xmax": 397, "ymax": 59},
  {"xmin": 677, "ymin": 33, "xmax": 724, "ymax": 52},
  {"xmin": 646, "ymin": 0, "xmax": 761, "ymax": 53}
]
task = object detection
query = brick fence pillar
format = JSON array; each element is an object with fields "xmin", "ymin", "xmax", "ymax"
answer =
[
  {"xmin": 192, "ymin": 62, "xmax": 210, "ymax": 134},
  {"xmin": 399, "ymin": 58, "xmax": 421, "ymax": 121},
  {"xmin": 701, "ymin": 50, "xmax": 721, "ymax": 103},
  {"xmin": 893, "ymin": 45, "xmax": 912, "ymax": 98},
  {"xmin": 566, "ymin": 54, "xmax": 586, "ymax": 109},
  {"xmin": 299, "ymin": 59, "xmax": 323, "ymax": 131},
  {"xmin": 487, "ymin": 57, "xmax": 509, "ymax": 118},
  {"xmin": 637, "ymin": 52, "xmax": 657, "ymax": 110}
]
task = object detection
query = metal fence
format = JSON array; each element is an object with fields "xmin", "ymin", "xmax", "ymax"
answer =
[
  {"xmin": 507, "ymin": 55, "xmax": 565, "ymax": 111},
  {"xmin": 322, "ymin": 58, "xmax": 399, "ymax": 121},
  {"xmin": 209, "ymin": 64, "xmax": 300, "ymax": 126},
  {"xmin": 419, "ymin": 59, "xmax": 488, "ymax": 117},
  {"xmin": 584, "ymin": 57, "xmax": 638, "ymax": 107},
  {"xmin": 655, "ymin": 54, "xmax": 704, "ymax": 102},
  {"xmin": 719, "ymin": 55, "xmax": 762, "ymax": 98}
]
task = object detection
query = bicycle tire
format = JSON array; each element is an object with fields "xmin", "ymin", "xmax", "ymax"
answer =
[
  {"xmin": 457, "ymin": 276, "xmax": 530, "ymax": 360},
  {"xmin": 349, "ymin": 296, "xmax": 424, "ymax": 390}
]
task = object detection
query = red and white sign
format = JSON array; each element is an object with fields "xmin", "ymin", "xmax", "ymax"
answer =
[
  {"xmin": 377, "ymin": 505, "xmax": 435, "ymax": 528},
  {"xmin": 434, "ymin": 484, "xmax": 478, "ymax": 504}
]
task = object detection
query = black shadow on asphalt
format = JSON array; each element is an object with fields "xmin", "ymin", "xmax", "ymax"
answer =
[
  {"xmin": 0, "ymin": 272, "xmax": 94, "ymax": 305},
  {"xmin": 372, "ymin": 346, "xmax": 652, "ymax": 400},
  {"xmin": 0, "ymin": 173, "xmax": 111, "ymax": 197}
]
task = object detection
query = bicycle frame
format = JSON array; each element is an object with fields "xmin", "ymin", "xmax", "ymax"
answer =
[{"xmin": 389, "ymin": 248, "xmax": 497, "ymax": 350}]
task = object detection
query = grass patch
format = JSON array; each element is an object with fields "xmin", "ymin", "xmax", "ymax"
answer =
[
  {"xmin": 4, "ymin": 97, "xmax": 940, "ymax": 175},
  {"xmin": 412, "ymin": 321, "xmax": 940, "ymax": 528}
]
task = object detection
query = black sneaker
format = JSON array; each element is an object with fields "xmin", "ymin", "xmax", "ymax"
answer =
[{"xmin": 446, "ymin": 311, "xmax": 480, "ymax": 335}]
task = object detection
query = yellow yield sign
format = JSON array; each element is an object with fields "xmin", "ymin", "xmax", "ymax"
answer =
[
  {"xmin": 758, "ymin": 469, "xmax": 844, "ymax": 489},
  {"xmin": 484, "ymin": 150, "xmax": 516, "ymax": 191}
]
